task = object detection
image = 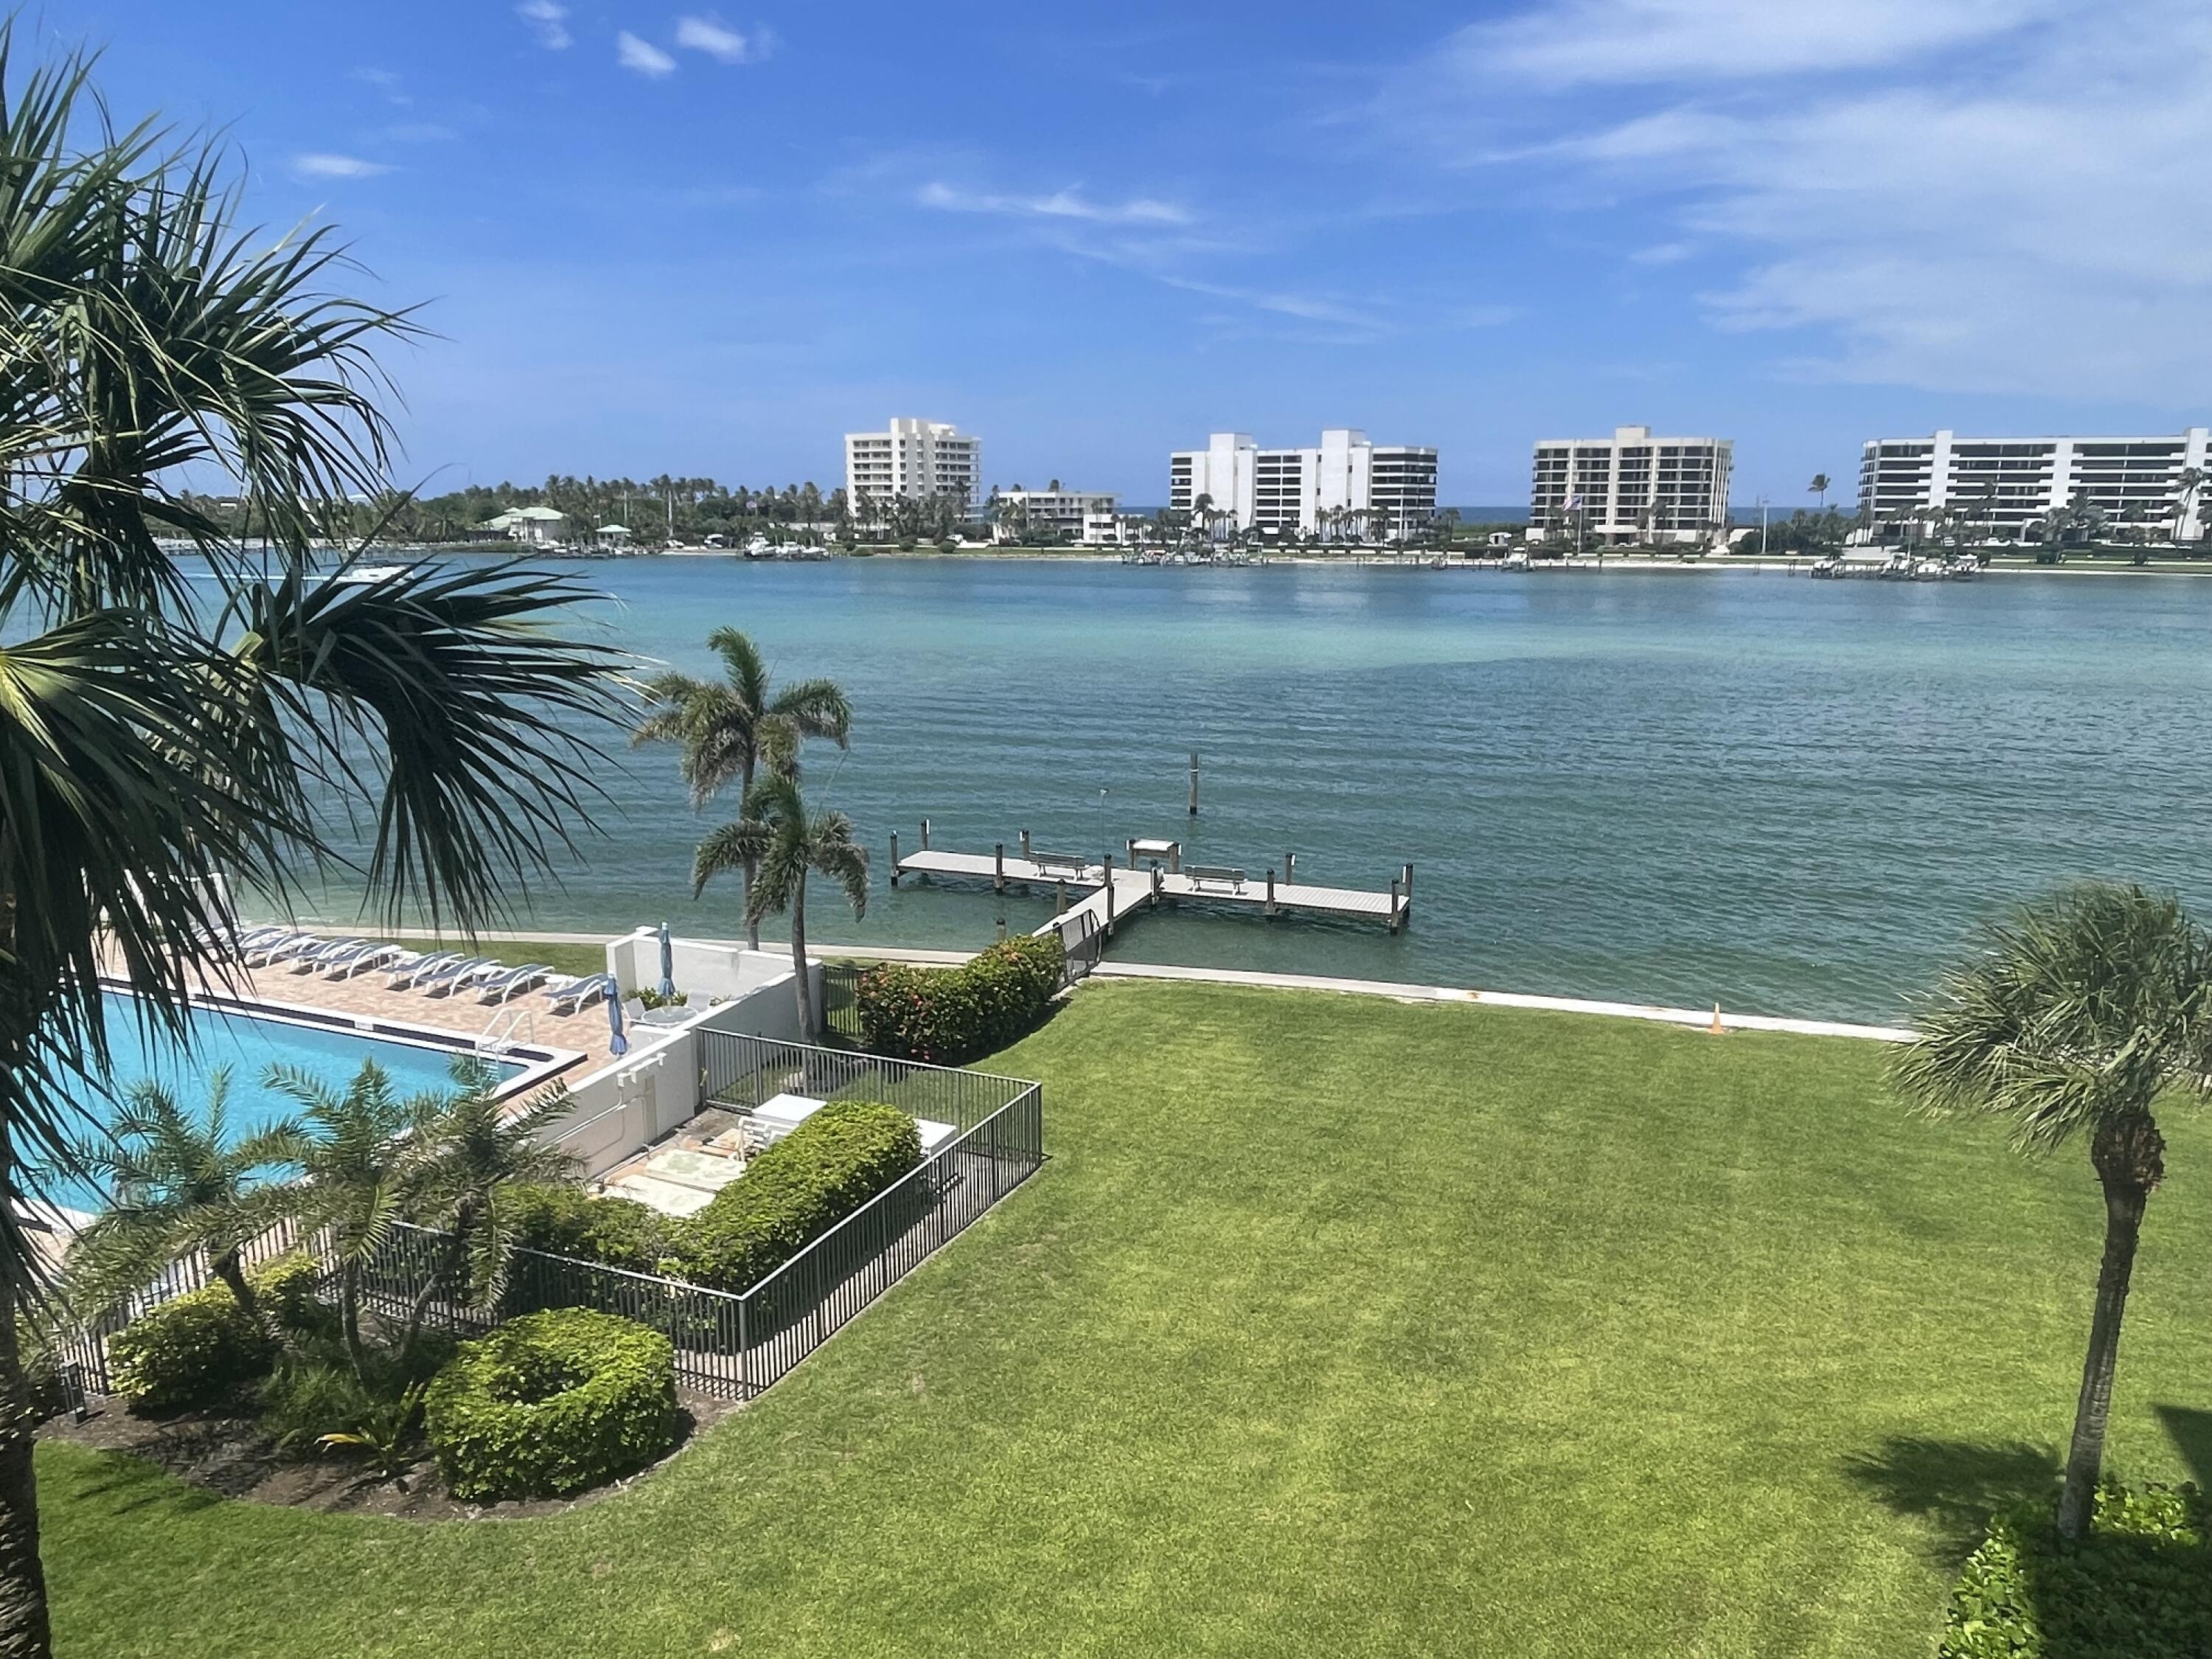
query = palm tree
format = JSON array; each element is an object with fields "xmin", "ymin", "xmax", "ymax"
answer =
[
  {"xmin": 2172, "ymin": 466, "xmax": 2203, "ymax": 543},
  {"xmin": 61, "ymin": 1072, "xmax": 303, "ymax": 1328},
  {"xmin": 1808, "ymin": 473, "xmax": 1832, "ymax": 510},
  {"xmin": 634, "ymin": 629, "xmax": 850, "ymax": 949},
  {"xmin": 0, "ymin": 38, "xmax": 625, "ymax": 1649},
  {"xmin": 397, "ymin": 1060, "xmax": 576, "ymax": 1350},
  {"xmin": 1891, "ymin": 883, "xmax": 2212, "ymax": 1540},
  {"xmin": 693, "ymin": 773, "xmax": 868, "ymax": 1045},
  {"xmin": 263, "ymin": 1062, "xmax": 425, "ymax": 1380}
]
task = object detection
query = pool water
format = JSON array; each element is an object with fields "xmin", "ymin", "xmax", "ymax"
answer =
[{"xmin": 49, "ymin": 993, "xmax": 521, "ymax": 1212}]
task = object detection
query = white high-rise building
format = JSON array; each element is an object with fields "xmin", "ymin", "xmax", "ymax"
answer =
[
  {"xmin": 1857, "ymin": 428, "xmax": 2212, "ymax": 541},
  {"xmin": 1168, "ymin": 429, "xmax": 1439, "ymax": 538},
  {"xmin": 844, "ymin": 418, "xmax": 982, "ymax": 513},
  {"xmin": 1528, "ymin": 426, "xmax": 1732, "ymax": 545}
]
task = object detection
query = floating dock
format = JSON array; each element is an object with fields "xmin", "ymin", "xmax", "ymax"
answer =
[{"xmin": 889, "ymin": 827, "xmax": 1411, "ymax": 964}]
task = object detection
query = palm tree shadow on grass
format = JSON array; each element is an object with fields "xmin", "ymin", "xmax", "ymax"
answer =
[
  {"xmin": 1842, "ymin": 1435, "xmax": 2059, "ymax": 1566},
  {"xmin": 2153, "ymin": 1405, "xmax": 2212, "ymax": 1490}
]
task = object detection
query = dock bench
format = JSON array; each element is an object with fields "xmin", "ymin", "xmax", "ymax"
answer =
[
  {"xmin": 1185, "ymin": 865, "xmax": 1247, "ymax": 893},
  {"xmin": 1030, "ymin": 852, "xmax": 1091, "ymax": 878}
]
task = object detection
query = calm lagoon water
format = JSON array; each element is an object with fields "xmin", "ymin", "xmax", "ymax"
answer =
[{"xmin": 303, "ymin": 557, "xmax": 2212, "ymax": 1026}]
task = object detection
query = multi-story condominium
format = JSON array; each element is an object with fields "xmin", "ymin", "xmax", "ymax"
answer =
[
  {"xmin": 1528, "ymin": 426, "xmax": 1732, "ymax": 545},
  {"xmin": 1169, "ymin": 429, "xmax": 1439, "ymax": 538},
  {"xmin": 992, "ymin": 485, "xmax": 1118, "ymax": 538},
  {"xmin": 843, "ymin": 418, "xmax": 982, "ymax": 512},
  {"xmin": 1856, "ymin": 428, "xmax": 2212, "ymax": 541}
]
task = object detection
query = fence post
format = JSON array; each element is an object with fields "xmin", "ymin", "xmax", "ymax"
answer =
[{"xmin": 738, "ymin": 1291, "xmax": 751, "ymax": 1399}]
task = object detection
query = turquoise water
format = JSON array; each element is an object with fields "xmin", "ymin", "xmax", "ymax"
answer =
[
  {"xmin": 55, "ymin": 994, "xmax": 517, "ymax": 1209},
  {"xmin": 302, "ymin": 557, "xmax": 2212, "ymax": 1025}
]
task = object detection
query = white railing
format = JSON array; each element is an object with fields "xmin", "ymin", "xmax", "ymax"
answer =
[{"xmin": 477, "ymin": 1005, "xmax": 538, "ymax": 1054}]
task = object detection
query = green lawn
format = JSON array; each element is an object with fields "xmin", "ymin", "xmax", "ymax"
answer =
[{"xmin": 41, "ymin": 981, "xmax": 2212, "ymax": 1656}]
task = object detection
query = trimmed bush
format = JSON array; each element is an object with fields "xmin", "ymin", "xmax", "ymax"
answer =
[
  {"xmin": 110, "ymin": 1286, "xmax": 273, "ymax": 1412},
  {"xmin": 666, "ymin": 1101, "xmax": 921, "ymax": 1293},
  {"xmin": 500, "ymin": 1183, "xmax": 672, "ymax": 1273},
  {"xmin": 253, "ymin": 1252, "xmax": 336, "ymax": 1340},
  {"xmin": 856, "ymin": 933, "xmax": 1064, "ymax": 1064},
  {"xmin": 423, "ymin": 1308, "xmax": 675, "ymax": 1500},
  {"xmin": 1940, "ymin": 1482, "xmax": 2211, "ymax": 1658}
]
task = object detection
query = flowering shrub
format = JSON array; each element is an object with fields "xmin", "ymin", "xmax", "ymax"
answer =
[{"xmin": 855, "ymin": 933, "xmax": 1065, "ymax": 1064}]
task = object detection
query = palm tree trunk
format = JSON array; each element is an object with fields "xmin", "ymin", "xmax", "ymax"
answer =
[
  {"xmin": 789, "ymin": 880, "xmax": 816, "ymax": 1044},
  {"xmin": 210, "ymin": 1248, "xmax": 263, "ymax": 1332},
  {"xmin": 0, "ymin": 1267, "xmax": 49, "ymax": 1659},
  {"xmin": 339, "ymin": 1266, "xmax": 369, "ymax": 1382},
  {"xmin": 741, "ymin": 757, "xmax": 760, "ymax": 952},
  {"xmin": 2057, "ymin": 1110, "xmax": 2165, "ymax": 1539}
]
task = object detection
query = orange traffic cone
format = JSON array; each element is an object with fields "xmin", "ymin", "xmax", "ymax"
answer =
[{"xmin": 1708, "ymin": 1002, "xmax": 1725, "ymax": 1035}]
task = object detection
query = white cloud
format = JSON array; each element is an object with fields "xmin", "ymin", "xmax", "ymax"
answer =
[
  {"xmin": 617, "ymin": 31, "xmax": 678, "ymax": 77},
  {"xmin": 675, "ymin": 15, "xmax": 757, "ymax": 64},
  {"xmin": 292, "ymin": 153, "xmax": 392, "ymax": 179},
  {"xmin": 1400, "ymin": 0, "xmax": 2212, "ymax": 400},
  {"xmin": 1447, "ymin": 0, "xmax": 2060, "ymax": 89},
  {"xmin": 917, "ymin": 180, "xmax": 1193, "ymax": 227},
  {"xmin": 515, "ymin": 0, "xmax": 571, "ymax": 51}
]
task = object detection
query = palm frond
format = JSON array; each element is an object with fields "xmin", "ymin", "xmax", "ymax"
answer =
[{"xmin": 768, "ymin": 678, "xmax": 852, "ymax": 747}]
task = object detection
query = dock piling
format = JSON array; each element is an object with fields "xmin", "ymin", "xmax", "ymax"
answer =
[
  {"xmin": 1055, "ymin": 880, "xmax": 1068, "ymax": 916},
  {"xmin": 1402, "ymin": 863, "xmax": 1414, "ymax": 907},
  {"xmin": 1265, "ymin": 869, "xmax": 1276, "ymax": 917},
  {"xmin": 1020, "ymin": 829, "xmax": 1032, "ymax": 860},
  {"xmin": 920, "ymin": 817, "xmax": 931, "ymax": 852},
  {"xmin": 1188, "ymin": 751, "xmax": 1200, "ymax": 817},
  {"xmin": 889, "ymin": 830, "xmax": 900, "ymax": 886},
  {"xmin": 1102, "ymin": 852, "xmax": 1116, "ymax": 936},
  {"xmin": 1388, "ymin": 876, "xmax": 1402, "ymax": 933},
  {"xmin": 1151, "ymin": 863, "xmax": 1164, "ymax": 903},
  {"xmin": 994, "ymin": 843, "xmax": 1006, "ymax": 891},
  {"xmin": 1285, "ymin": 851, "xmax": 1295, "ymax": 884}
]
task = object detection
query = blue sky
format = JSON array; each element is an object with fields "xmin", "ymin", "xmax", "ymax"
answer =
[{"xmin": 58, "ymin": 0, "xmax": 2212, "ymax": 505}]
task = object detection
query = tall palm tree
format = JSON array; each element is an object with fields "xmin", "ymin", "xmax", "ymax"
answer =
[
  {"xmin": 1892, "ymin": 883, "xmax": 2212, "ymax": 1540},
  {"xmin": 693, "ymin": 773, "xmax": 868, "ymax": 1045},
  {"xmin": 2172, "ymin": 465, "xmax": 2202, "ymax": 543},
  {"xmin": 633, "ymin": 627, "xmax": 850, "ymax": 949},
  {"xmin": 1808, "ymin": 472, "xmax": 1832, "ymax": 510},
  {"xmin": 0, "ymin": 38, "xmax": 624, "ymax": 1650},
  {"xmin": 61, "ymin": 1072, "xmax": 303, "ymax": 1328}
]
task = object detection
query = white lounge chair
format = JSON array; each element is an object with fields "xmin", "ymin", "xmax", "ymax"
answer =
[
  {"xmin": 540, "ymin": 973, "xmax": 608, "ymax": 1016},
  {"xmin": 323, "ymin": 942, "xmax": 402, "ymax": 981},
  {"xmin": 476, "ymin": 963, "xmax": 552, "ymax": 1005},
  {"xmin": 233, "ymin": 925, "xmax": 292, "ymax": 954},
  {"xmin": 288, "ymin": 936, "xmax": 366, "ymax": 973},
  {"xmin": 419, "ymin": 956, "xmax": 495, "ymax": 997},
  {"xmin": 381, "ymin": 949, "xmax": 459, "ymax": 990},
  {"xmin": 247, "ymin": 932, "xmax": 321, "ymax": 967}
]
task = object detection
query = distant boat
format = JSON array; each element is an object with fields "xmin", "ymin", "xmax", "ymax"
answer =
[{"xmin": 337, "ymin": 563, "xmax": 411, "ymax": 583}]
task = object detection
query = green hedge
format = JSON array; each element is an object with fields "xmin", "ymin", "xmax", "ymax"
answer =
[
  {"xmin": 500, "ymin": 1183, "xmax": 672, "ymax": 1274},
  {"xmin": 1940, "ymin": 1482, "xmax": 2211, "ymax": 1657},
  {"xmin": 855, "ymin": 933, "xmax": 1064, "ymax": 1064},
  {"xmin": 664, "ymin": 1101, "xmax": 921, "ymax": 1293},
  {"xmin": 423, "ymin": 1308, "xmax": 675, "ymax": 1501},
  {"xmin": 108, "ymin": 1253, "xmax": 324, "ymax": 1413}
]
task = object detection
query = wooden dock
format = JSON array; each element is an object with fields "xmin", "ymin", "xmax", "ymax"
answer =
[{"xmin": 889, "ymin": 835, "xmax": 1411, "ymax": 952}]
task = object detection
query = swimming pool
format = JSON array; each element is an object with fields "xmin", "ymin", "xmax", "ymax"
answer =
[{"xmin": 49, "ymin": 991, "xmax": 536, "ymax": 1212}]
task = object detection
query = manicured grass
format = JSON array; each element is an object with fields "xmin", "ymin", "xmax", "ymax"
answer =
[
  {"xmin": 479, "ymin": 938, "xmax": 608, "ymax": 981},
  {"xmin": 41, "ymin": 981, "xmax": 2212, "ymax": 1656}
]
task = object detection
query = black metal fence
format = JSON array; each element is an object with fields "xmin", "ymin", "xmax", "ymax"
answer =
[
  {"xmin": 56, "ymin": 1039, "xmax": 1045, "ymax": 1404},
  {"xmin": 47, "ymin": 1218, "xmax": 307, "ymax": 1397},
  {"xmin": 698, "ymin": 1029, "xmax": 1035, "ymax": 1135},
  {"xmin": 821, "ymin": 960, "xmax": 864, "ymax": 1046},
  {"xmin": 352, "ymin": 1062, "xmax": 1042, "ymax": 1398}
]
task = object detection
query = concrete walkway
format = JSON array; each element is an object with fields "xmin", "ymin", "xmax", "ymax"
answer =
[{"xmin": 806, "ymin": 942, "xmax": 1916, "ymax": 1043}]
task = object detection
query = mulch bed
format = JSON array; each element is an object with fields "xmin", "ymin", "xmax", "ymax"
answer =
[{"xmin": 38, "ymin": 1387, "xmax": 743, "ymax": 1521}]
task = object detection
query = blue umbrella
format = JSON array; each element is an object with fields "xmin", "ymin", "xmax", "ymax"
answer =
[
  {"xmin": 657, "ymin": 920, "xmax": 675, "ymax": 1002},
  {"xmin": 605, "ymin": 975, "xmax": 629, "ymax": 1057}
]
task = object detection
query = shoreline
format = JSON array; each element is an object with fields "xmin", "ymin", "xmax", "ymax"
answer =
[{"xmin": 275, "ymin": 919, "xmax": 1914, "ymax": 1043}]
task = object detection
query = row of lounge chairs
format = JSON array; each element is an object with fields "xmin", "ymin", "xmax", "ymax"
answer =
[{"xmin": 232, "ymin": 928, "xmax": 611, "ymax": 1014}]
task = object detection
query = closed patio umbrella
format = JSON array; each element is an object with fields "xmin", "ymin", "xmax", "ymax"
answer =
[
  {"xmin": 657, "ymin": 920, "xmax": 675, "ymax": 1002},
  {"xmin": 605, "ymin": 975, "xmax": 628, "ymax": 1057}
]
